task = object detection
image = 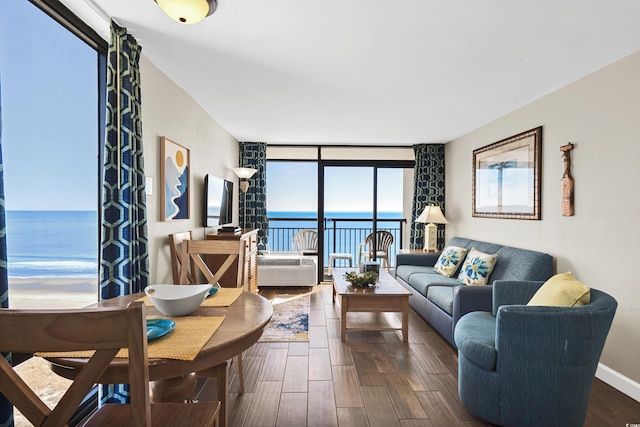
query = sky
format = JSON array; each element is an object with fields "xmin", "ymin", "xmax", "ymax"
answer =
[
  {"xmin": 0, "ymin": 0, "xmax": 404, "ymax": 215},
  {"xmin": 267, "ymin": 162, "xmax": 405, "ymax": 213},
  {"xmin": 0, "ymin": 0, "xmax": 98, "ymax": 211}
]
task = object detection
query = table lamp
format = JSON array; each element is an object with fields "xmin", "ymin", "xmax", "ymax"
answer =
[{"xmin": 416, "ymin": 205, "xmax": 448, "ymax": 252}]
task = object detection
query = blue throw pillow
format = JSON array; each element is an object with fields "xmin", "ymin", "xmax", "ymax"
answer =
[
  {"xmin": 457, "ymin": 248, "xmax": 498, "ymax": 285},
  {"xmin": 433, "ymin": 246, "xmax": 468, "ymax": 277}
]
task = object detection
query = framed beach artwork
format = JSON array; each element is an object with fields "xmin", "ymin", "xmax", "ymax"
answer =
[
  {"xmin": 472, "ymin": 126, "xmax": 542, "ymax": 220},
  {"xmin": 161, "ymin": 137, "xmax": 190, "ymax": 221}
]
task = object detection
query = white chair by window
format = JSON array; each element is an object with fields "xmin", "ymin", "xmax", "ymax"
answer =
[
  {"xmin": 358, "ymin": 230, "xmax": 394, "ymax": 272},
  {"xmin": 292, "ymin": 229, "xmax": 318, "ymax": 254}
]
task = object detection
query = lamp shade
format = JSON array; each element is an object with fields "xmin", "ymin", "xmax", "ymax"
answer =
[
  {"xmin": 155, "ymin": 0, "xmax": 217, "ymax": 24},
  {"xmin": 416, "ymin": 205, "xmax": 448, "ymax": 224},
  {"xmin": 232, "ymin": 167, "xmax": 258, "ymax": 179}
]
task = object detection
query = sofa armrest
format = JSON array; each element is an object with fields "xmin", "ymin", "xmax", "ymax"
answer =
[
  {"xmin": 395, "ymin": 253, "xmax": 439, "ymax": 268},
  {"xmin": 492, "ymin": 280, "xmax": 545, "ymax": 316},
  {"xmin": 451, "ymin": 285, "xmax": 493, "ymax": 332}
]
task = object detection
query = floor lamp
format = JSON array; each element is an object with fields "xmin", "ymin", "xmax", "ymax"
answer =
[
  {"xmin": 232, "ymin": 167, "xmax": 257, "ymax": 230},
  {"xmin": 416, "ymin": 205, "xmax": 448, "ymax": 252}
]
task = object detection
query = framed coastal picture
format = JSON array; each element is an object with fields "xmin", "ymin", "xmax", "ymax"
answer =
[
  {"xmin": 472, "ymin": 127, "xmax": 542, "ymax": 220},
  {"xmin": 161, "ymin": 137, "xmax": 190, "ymax": 221}
]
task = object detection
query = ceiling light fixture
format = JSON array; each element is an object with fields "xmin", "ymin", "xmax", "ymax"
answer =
[{"xmin": 154, "ymin": 0, "xmax": 217, "ymax": 24}]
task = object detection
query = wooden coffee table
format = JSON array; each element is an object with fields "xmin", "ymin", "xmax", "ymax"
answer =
[{"xmin": 332, "ymin": 267, "xmax": 411, "ymax": 342}]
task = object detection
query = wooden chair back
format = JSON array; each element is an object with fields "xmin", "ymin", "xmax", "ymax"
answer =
[
  {"xmin": 0, "ymin": 302, "xmax": 220, "ymax": 426},
  {"xmin": 0, "ymin": 302, "xmax": 150, "ymax": 426},
  {"xmin": 169, "ymin": 231, "xmax": 197, "ymax": 284},
  {"xmin": 292, "ymin": 229, "xmax": 318, "ymax": 254},
  {"xmin": 180, "ymin": 239, "xmax": 245, "ymax": 287}
]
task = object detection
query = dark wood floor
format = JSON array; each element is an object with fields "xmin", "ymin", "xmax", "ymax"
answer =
[{"xmin": 192, "ymin": 284, "xmax": 640, "ymax": 426}]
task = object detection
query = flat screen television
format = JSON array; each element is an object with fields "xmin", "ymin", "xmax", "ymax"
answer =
[{"xmin": 204, "ymin": 174, "xmax": 233, "ymax": 227}]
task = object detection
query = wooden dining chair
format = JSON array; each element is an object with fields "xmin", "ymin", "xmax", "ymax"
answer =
[
  {"xmin": 180, "ymin": 239, "xmax": 246, "ymax": 393},
  {"xmin": 0, "ymin": 302, "xmax": 220, "ymax": 427},
  {"xmin": 169, "ymin": 231, "xmax": 197, "ymax": 284},
  {"xmin": 180, "ymin": 239, "xmax": 245, "ymax": 288}
]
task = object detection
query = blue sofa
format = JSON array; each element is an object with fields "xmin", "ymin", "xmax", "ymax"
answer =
[
  {"xmin": 394, "ymin": 237, "xmax": 554, "ymax": 347},
  {"xmin": 454, "ymin": 280, "xmax": 617, "ymax": 426}
]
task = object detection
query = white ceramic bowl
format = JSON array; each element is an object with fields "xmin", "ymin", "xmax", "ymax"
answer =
[{"xmin": 144, "ymin": 284, "xmax": 213, "ymax": 316}]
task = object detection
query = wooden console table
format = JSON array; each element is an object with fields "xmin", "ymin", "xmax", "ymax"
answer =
[{"xmin": 206, "ymin": 229, "xmax": 259, "ymax": 293}]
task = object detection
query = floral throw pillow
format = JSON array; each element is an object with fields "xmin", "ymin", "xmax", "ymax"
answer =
[
  {"xmin": 457, "ymin": 248, "xmax": 498, "ymax": 286},
  {"xmin": 433, "ymin": 246, "xmax": 468, "ymax": 277}
]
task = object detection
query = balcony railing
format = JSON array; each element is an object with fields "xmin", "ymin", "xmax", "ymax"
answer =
[{"xmin": 263, "ymin": 216, "xmax": 407, "ymax": 269}]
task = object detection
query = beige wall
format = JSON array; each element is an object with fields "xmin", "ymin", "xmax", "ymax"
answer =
[
  {"xmin": 140, "ymin": 55, "xmax": 239, "ymax": 285},
  {"xmin": 138, "ymin": 47, "xmax": 640, "ymax": 393},
  {"xmin": 445, "ymin": 51, "xmax": 640, "ymax": 386}
]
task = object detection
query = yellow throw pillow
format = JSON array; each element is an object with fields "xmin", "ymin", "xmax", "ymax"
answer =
[
  {"xmin": 433, "ymin": 246, "xmax": 468, "ymax": 277},
  {"xmin": 527, "ymin": 272, "xmax": 590, "ymax": 307},
  {"xmin": 457, "ymin": 248, "xmax": 498, "ymax": 286}
]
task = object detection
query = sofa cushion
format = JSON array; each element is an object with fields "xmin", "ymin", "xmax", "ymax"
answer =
[
  {"xmin": 426, "ymin": 286, "xmax": 455, "ymax": 315},
  {"xmin": 433, "ymin": 246, "xmax": 468, "ymax": 277},
  {"xmin": 527, "ymin": 272, "xmax": 591, "ymax": 307},
  {"xmin": 405, "ymin": 272, "xmax": 460, "ymax": 297},
  {"xmin": 454, "ymin": 311, "xmax": 497, "ymax": 371},
  {"xmin": 395, "ymin": 265, "xmax": 435, "ymax": 283},
  {"xmin": 457, "ymin": 248, "xmax": 498, "ymax": 286}
]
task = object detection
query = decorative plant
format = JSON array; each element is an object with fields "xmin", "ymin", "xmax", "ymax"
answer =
[{"xmin": 343, "ymin": 271, "xmax": 378, "ymax": 288}]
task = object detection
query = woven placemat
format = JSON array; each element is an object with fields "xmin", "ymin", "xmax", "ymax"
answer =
[
  {"xmin": 137, "ymin": 287, "xmax": 242, "ymax": 308},
  {"xmin": 37, "ymin": 316, "xmax": 225, "ymax": 361}
]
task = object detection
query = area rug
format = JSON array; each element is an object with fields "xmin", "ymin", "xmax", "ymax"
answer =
[{"xmin": 259, "ymin": 294, "xmax": 310, "ymax": 342}]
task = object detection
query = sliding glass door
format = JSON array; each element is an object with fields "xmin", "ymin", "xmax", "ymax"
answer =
[
  {"xmin": 265, "ymin": 158, "xmax": 411, "ymax": 280},
  {"xmin": 322, "ymin": 165, "xmax": 405, "ymax": 276}
]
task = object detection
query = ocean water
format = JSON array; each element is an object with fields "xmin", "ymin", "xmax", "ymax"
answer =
[
  {"xmin": 2, "ymin": 210, "xmax": 402, "ymax": 278},
  {"xmin": 5, "ymin": 210, "xmax": 98, "ymax": 278}
]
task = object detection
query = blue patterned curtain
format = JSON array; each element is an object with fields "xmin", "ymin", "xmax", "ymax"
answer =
[
  {"xmin": 411, "ymin": 144, "xmax": 445, "ymax": 250},
  {"xmin": 0, "ymin": 75, "xmax": 14, "ymax": 427},
  {"xmin": 99, "ymin": 20, "xmax": 148, "ymax": 404},
  {"xmin": 239, "ymin": 142, "xmax": 268, "ymax": 246}
]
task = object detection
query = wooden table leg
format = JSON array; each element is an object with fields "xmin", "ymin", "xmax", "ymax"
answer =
[
  {"xmin": 401, "ymin": 296, "xmax": 409, "ymax": 342},
  {"xmin": 197, "ymin": 362, "xmax": 229, "ymax": 427},
  {"xmin": 341, "ymin": 295, "xmax": 347, "ymax": 342},
  {"xmin": 215, "ymin": 362, "xmax": 228, "ymax": 427},
  {"xmin": 149, "ymin": 372, "xmax": 197, "ymax": 403}
]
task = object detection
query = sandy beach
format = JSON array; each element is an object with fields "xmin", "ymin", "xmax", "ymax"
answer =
[{"xmin": 8, "ymin": 277, "xmax": 98, "ymax": 309}]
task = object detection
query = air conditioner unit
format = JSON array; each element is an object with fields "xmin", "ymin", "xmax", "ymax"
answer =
[{"xmin": 258, "ymin": 255, "xmax": 317, "ymax": 287}]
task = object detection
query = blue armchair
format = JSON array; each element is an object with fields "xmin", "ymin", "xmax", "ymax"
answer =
[{"xmin": 454, "ymin": 280, "xmax": 617, "ymax": 427}]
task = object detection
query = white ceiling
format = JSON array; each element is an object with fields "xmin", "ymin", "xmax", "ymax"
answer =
[{"xmin": 61, "ymin": 0, "xmax": 640, "ymax": 146}]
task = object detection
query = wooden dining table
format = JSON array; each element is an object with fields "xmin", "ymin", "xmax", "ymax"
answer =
[{"xmin": 44, "ymin": 290, "xmax": 272, "ymax": 427}]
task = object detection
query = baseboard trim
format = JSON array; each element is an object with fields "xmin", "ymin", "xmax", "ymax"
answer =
[{"xmin": 596, "ymin": 363, "xmax": 640, "ymax": 402}]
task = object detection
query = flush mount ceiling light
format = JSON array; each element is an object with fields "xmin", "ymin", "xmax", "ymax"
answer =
[{"xmin": 154, "ymin": 0, "xmax": 217, "ymax": 24}]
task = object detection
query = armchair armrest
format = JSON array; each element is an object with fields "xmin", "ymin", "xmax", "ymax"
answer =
[
  {"xmin": 452, "ymin": 285, "xmax": 493, "ymax": 332},
  {"xmin": 492, "ymin": 280, "xmax": 545, "ymax": 316},
  {"xmin": 395, "ymin": 253, "xmax": 439, "ymax": 268}
]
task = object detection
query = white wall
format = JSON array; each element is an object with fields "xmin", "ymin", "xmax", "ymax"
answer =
[
  {"xmin": 445, "ymin": 51, "xmax": 640, "ymax": 387},
  {"xmin": 140, "ymin": 55, "xmax": 239, "ymax": 285}
]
